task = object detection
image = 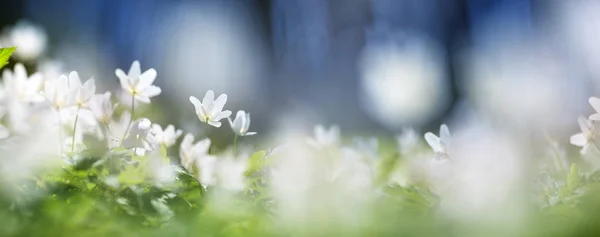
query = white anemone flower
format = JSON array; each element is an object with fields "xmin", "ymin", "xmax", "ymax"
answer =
[
  {"xmin": 570, "ymin": 116, "xmax": 600, "ymax": 154},
  {"xmin": 42, "ymin": 74, "xmax": 72, "ymax": 110},
  {"xmin": 189, "ymin": 90, "xmax": 232, "ymax": 127},
  {"xmin": 1, "ymin": 63, "xmax": 44, "ymax": 103},
  {"xmin": 152, "ymin": 124, "xmax": 183, "ymax": 148},
  {"xmin": 308, "ymin": 124, "xmax": 340, "ymax": 147},
  {"xmin": 122, "ymin": 118, "xmax": 158, "ymax": 156},
  {"xmin": 88, "ymin": 92, "xmax": 116, "ymax": 125},
  {"xmin": 115, "ymin": 61, "xmax": 161, "ymax": 103},
  {"xmin": 227, "ymin": 110, "xmax": 256, "ymax": 136},
  {"xmin": 424, "ymin": 124, "xmax": 451, "ymax": 158},
  {"xmin": 179, "ymin": 134, "xmax": 212, "ymax": 172},
  {"xmin": 7, "ymin": 21, "xmax": 47, "ymax": 61},
  {"xmin": 67, "ymin": 71, "xmax": 95, "ymax": 108}
]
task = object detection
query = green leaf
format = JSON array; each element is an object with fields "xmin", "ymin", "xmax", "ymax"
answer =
[
  {"xmin": 0, "ymin": 47, "xmax": 16, "ymax": 69},
  {"xmin": 567, "ymin": 163, "xmax": 580, "ymax": 193},
  {"xmin": 245, "ymin": 150, "xmax": 268, "ymax": 177}
]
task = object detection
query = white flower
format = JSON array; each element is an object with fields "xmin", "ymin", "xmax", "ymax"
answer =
[
  {"xmin": 589, "ymin": 97, "xmax": 600, "ymax": 121},
  {"xmin": 42, "ymin": 74, "xmax": 72, "ymax": 110},
  {"xmin": 122, "ymin": 118, "xmax": 158, "ymax": 156},
  {"xmin": 570, "ymin": 116, "xmax": 600, "ymax": 154},
  {"xmin": 1, "ymin": 63, "xmax": 44, "ymax": 103},
  {"xmin": 67, "ymin": 71, "xmax": 96, "ymax": 108},
  {"xmin": 424, "ymin": 124, "xmax": 451, "ymax": 158},
  {"xmin": 152, "ymin": 124, "xmax": 183, "ymax": 148},
  {"xmin": 189, "ymin": 90, "xmax": 231, "ymax": 127},
  {"xmin": 115, "ymin": 61, "xmax": 161, "ymax": 103},
  {"xmin": 227, "ymin": 110, "xmax": 256, "ymax": 136},
  {"xmin": 308, "ymin": 124, "xmax": 340, "ymax": 147},
  {"xmin": 6, "ymin": 21, "xmax": 47, "ymax": 61},
  {"xmin": 212, "ymin": 156, "xmax": 247, "ymax": 191},
  {"xmin": 88, "ymin": 92, "xmax": 116, "ymax": 124},
  {"xmin": 179, "ymin": 134, "xmax": 212, "ymax": 171}
]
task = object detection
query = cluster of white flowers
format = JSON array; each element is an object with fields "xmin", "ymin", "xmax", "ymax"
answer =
[{"xmin": 570, "ymin": 97, "xmax": 600, "ymax": 156}]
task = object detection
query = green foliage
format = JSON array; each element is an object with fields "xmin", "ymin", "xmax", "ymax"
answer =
[{"xmin": 0, "ymin": 46, "xmax": 16, "ymax": 68}]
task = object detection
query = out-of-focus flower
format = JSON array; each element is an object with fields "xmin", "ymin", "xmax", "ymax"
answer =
[
  {"xmin": 42, "ymin": 74, "xmax": 72, "ymax": 110},
  {"xmin": 424, "ymin": 124, "xmax": 451, "ymax": 158},
  {"xmin": 358, "ymin": 37, "xmax": 449, "ymax": 128},
  {"xmin": 179, "ymin": 134, "xmax": 212, "ymax": 172},
  {"xmin": 397, "ymin": 128, "xmax": 419, "ymax": 155},
  {"xmin": 189, "ymin": 90, "xmax": 231, "ymax": 127},
  {"xmin": 570, "ymin": 116, "xmax": 600, "ymax": 154},
  {"xmin": 1, "ymin": 63, "xmax": 44, "ymax": 103},
  {"xmin": 308, "ymin": 124, "xmax": 340, "ymax": 147},
  {"xmin": 227, "ymin": 110, "xmax": 256, "ymax": 136},
  {"xmin": 212, "ymin": 156, "xmax": 247, "ymax": 191},
  {"xmin": 122, "ymin": 118, "xmax": 158, "ymax": 156},
  {"xmin": 115, "ymin": 61, "xmax": 161, "ymax": 103},
  {"xmin": 589, "ymin": 97, "xmax": 600, "ymax": 121},
  {"xmin": 0, "ymin": 108, "xmax": 10, "ymax": 139},
  {"xmin": 5, "ymin": 21, "xmax": 47, "ymax": 61},
  {"xmin": 68, "ymin": 71, "xmax": 95, "ymax": 108},
  {"xmin": 352, "ymin": 137, "xmax": 379, "ymax": 158},
  {"xmin": 89, "ymin": 92, "xmax": 116, "ymax": 125},
  {"xmin": 152, "ymin": 124, "xmax": 183, "ymax": 148}
]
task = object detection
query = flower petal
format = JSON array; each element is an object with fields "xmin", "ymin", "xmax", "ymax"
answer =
[
  {"xmin": 207, "ymin": 120, "xmax": 221, "ymax": 127},
  {"xmin": 211, "ymin": 94, "xmax": 228, "ymax": 117},
  {"xmin": 590, "ymin": 97, "xmax": 600, "ymax": 113},
  {"xmin": 570, "ymin": 133, "xmax": 588, "ymax": 147},
  {"xmin": 203, "ymin": 90, "xmax": 215, "ymax": 105},
  {"xmin": 424, "ymin": 132, "xmax": 441, "ymax": 153},
  {"xmin": 139, "ymin": 68, "xmax": 157, "ymax": 88},
  {"xmin": 115, "ymin": 68, "xmax": 129, "ymax": 89},
  {"xmin": 129, "ymin": 61, "xmax": 141, "ymax": 78}
]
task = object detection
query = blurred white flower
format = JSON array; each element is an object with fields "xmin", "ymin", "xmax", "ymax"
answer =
[
  {"xmin": 1, "ymin": 63, "xmax": 44, "ymax": 103},
  {"xmin": 424, "ymin": 124, "xmax": 451, "ymax": 158},
  {"xmin": 6, "ymin": 21, "xmax": 47, "ymax": 61},
  {"xmin": 179, "ymin": 134, "xmax": 212, "ymax": 172},
  {"xmin": 122, "ymin": 118, "xmax": 158, "ymax": 156},
  {"xmin": 189, "ymin": 90, "xmax": 231, "ymax": 127},
  {"xmin": 88, "ymin": 92, "xmax": 116, "ymax": 125},
  {"xmin": 227, "ymin": 110, "xmax": 256, "ymax": 136},
  {"xmin": 397, "ymin": 128, "xmax": 419, "ymax": 155},
  {"xmin": 42, "ymin": 74, "xmax": 72, "ymax": 110},
  {"xmin": 152, "ymin": 124, "xmax": 183, "ymax": 148},
  {"xmin": 352, "ymin": 137, "xmax": 379, "ymax": 158},
  {"xmin": 115, "ymin": 61, "xmax": 161, "ymax": 103},
  {"xmin": 570, "ymin": 116, "xmax": 600, "ymax": 154},
  {"xmin": 212, "ymin": 156, "xmax": 247, "ymax": 191},
  {"xmin": 589, "ymin": 97, "xmax": 600, "ymax": 121},
  {"xmin": 308, "ymin": 124, "xmax": 340, "ymax": 147},
  {"xmin": 67, "ymin": 71, "xmax": 95, "ymax": 108}
]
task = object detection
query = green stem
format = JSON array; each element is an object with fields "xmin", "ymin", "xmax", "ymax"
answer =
[
  {"xmin": 233, "ymin": 135, "xmax": 239, "ymax": 156},
  {"xmin": 71, "ymin": 106, "xmax": 81, "ymax": 153},
  {"xmin": 121, "ymin": 94, "xmax": 136, "ymax": 146}
]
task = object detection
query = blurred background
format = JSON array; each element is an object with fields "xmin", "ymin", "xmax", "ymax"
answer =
[{"xmin": 0, "ymin": 0, "xmax": 598, "ymax": 142}]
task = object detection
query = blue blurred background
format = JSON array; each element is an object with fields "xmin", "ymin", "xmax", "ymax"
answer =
[{"xmin": 0, "ymin": 0, "xmax": 598, "ymax": 140}]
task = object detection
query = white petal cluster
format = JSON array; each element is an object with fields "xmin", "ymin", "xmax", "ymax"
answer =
[
  {"xmin": 3, "ymin": 21, "xmax": 47, "ymax": 61},
  {"xmin": 116, "ymin": 61, "xmax": 161, "ymax": 103},
  {"xmin": 308, "ymin": 124, "xmax": 340, "ymax": 147},
  {"xmin": 89, "ymin": 92, "xmax": 117, "ymax": 125},
  {"xmin": 152, "ymin": 124, "xmax": 183, "ymax": 148},
  {"xmin": 122, "ymin": 118, "xmax": 158, "ymax": 156},
  {"xmin": 424, "ymin": 124, "xmax": 451, "ymax": 158},
  {"xmin": 189, "ymin": 90, "xmax": 232, "ymax": 127},
  {"xmin": 179, "ymin": 134, "xmax": 212, "ymax": 172},
  {"xmin": 228, "ymin": 110, "xmax": 256, "ymax": 136}
]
